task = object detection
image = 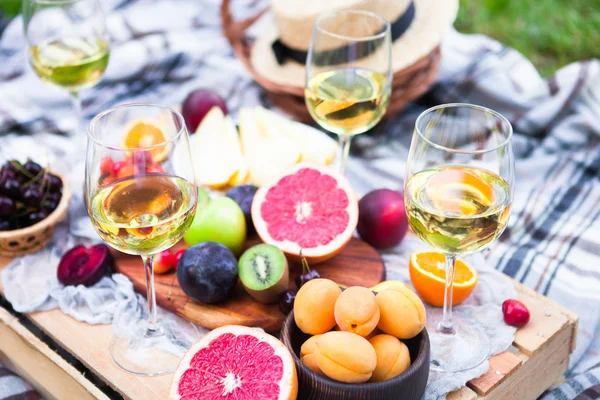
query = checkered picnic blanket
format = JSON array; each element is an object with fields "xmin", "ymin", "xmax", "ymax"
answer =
[{"xmin": 0, "ymin": 0, "xmax": 599, "ymax": 399}]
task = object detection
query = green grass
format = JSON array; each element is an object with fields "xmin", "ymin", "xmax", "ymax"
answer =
[
  {"xmin": 1, "ymin": 0, "xmax": 598, "ymax": 77},
  {"xmin": 0, "ymin": 0, "xmax": 20, "ymax": 18},
  {"xmin": 455, "ymin": 0, "xmax": 600, "ymax": 77}
]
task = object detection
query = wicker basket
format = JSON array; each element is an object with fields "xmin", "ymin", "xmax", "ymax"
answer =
[
  {"xmin": 221, "ymin": 0, "xmax": 441, "ymax": 122},
  {"xmin": 0, "ymin": 171, "xmax": 71, "ymax": 257}
]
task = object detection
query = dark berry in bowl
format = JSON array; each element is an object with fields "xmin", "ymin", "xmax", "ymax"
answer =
[
  {"xmin": 0, "ymin": 219, "xmax": 9, "ymax": 231},
  {"xmin": 57, "ymin": 244, "xmax": 114, "ymax": 286},
  {"xmin": 0, "ymin": 196, "xmax": 15, "ymax": 218},
  {"xmin": 22, "ymin": 186, "xmax": 42, "ymax": 208},
  {"xmin": 1, "ymin": 179, "xmax": 21, "ymax": 199},
  {"xmin": 45, "ymin": 174, "xmax": 63, "ymax": 193},
  {"xmin": 27, "ymin": 210, "xmax": 48, "ymax": 225},
  {"xmin": 24, "ymin": 160, "xmax": 43, "ymax": 177}
]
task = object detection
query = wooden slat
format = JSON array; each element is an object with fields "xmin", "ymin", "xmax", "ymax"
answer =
[
  {"xmin": 513, "ymin": 284, "xmax": 571, "ymax": 356},
  {"xmin": 468, "ymin": 352, "xmax": 522, "ymax": 395},
  {"xmin": 0, "ymin": 308, "xmax": 108, "ymax": 400}
]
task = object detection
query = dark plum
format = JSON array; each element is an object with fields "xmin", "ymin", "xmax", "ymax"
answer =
[
  {"xmin": 0, "ymin": 196, "xmax": 15, "ymax": 217},
  {"xmin": 357, "ymin": 189, "xmax": 408, "ymax": 249},
  {"xmin": 279, "ymin": 290, "xmax": 296, "ymax": 315},
  {"xmin": 226, "ymin": 184, "xmax": 258, "ymax": 233},
  {"xmin": 57, "ymin": 244, "xmax": 114, "ymax": 286},
  {"xmin": 177, "ymin": 242, "xmax": 238, "ymax": 303},
  {"xmin": 181, "ymin": 89, "xmax": 227, "ymax": 133}
]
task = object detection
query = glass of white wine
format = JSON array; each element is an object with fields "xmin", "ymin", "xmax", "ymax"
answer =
[
  {"xmin": 405, "ymin": 104, "xmax": 514, "ymax": 372},
  {"xmin": 305, "ymin": 10, "xmax": 392, "ymax": 174},
  {"xmin": 86, "ymin": 104, "xmax": 197, "ymax": 376},
  {"xmin": 23, "ymin": 0, "xmax": 109, "ymax": 134}
]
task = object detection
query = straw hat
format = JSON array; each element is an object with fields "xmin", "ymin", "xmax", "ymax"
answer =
[{"xmin": 251, "ymin": 0, "xmax": 458, "ymax": 88}]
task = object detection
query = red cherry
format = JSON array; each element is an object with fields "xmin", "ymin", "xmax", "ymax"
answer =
[
  {"xmin": 174, "ymin": 249, "xmax": 185, "ymax": 270},
  {"xmin": 100, "ymin": 156, "xmax": 114, "ymax": 177},
  {"xmin": 154, "ymin": 250, "xmax": 176, "ymax": 274},
  {"xmin": 502, "ymin": 299, "xmax": 530, "ymax": 328}
]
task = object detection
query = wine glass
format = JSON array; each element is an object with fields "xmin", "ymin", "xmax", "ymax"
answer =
[
  {"xmin": 305, "ymin": 10, "xmax": 392, "ymax": 175},
  {"xmin": 86, "ymin": 104, "xmax": 197, "ymax": 376},
  {"xmin": 23, "ymin": 0, "xmax": 110, "ymax": 134},
  {"xmin": 404, "ymin": 104, "xmax": 514, "ymax": 372}
]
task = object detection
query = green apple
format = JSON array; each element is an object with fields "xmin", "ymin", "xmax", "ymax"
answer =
[{"xmin": 184, "ymin": 196, "xmax": 246, "ymax": 256}]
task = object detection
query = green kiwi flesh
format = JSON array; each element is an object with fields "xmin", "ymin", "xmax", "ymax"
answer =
[{"xmin": 238, "ymin": 244, "xmax": 289, "ymax": 304}]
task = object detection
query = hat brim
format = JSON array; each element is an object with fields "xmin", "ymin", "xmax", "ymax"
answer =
[{"xmin": 251, "ymin": 0, "xmax": 458, "ymax": 88}]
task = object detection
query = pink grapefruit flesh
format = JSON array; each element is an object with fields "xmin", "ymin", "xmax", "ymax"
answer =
[
  {"xmin": 169, "ymin": 325, "xmax": 298, "ymax": 400},
  {"xmin": 252, "ymin": 163, "xmax": 358, "ymax": 264}
]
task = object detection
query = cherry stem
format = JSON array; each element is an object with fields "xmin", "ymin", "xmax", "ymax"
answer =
[{"xmin": 299, "ymin": 249, "xmax": 311, "ymax": 274}]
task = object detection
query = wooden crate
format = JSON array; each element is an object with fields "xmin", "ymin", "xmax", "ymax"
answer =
[{"xmin": 0, "ymin": 257, "xmax": 577, "ymax": 400}]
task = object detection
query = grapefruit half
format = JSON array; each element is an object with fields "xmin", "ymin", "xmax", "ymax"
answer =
[
  {"xmin": 251, "ymin": 163, "xmax": 358, "ymax": 264},
  {"xmin": 169, "ymin": 325, "xmax": 298, "ymax": 400}
]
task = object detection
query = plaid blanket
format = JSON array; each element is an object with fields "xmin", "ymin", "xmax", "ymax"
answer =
[{"xmin": 0, "ymin": 0, "xmax": 599, "ymax": 399}]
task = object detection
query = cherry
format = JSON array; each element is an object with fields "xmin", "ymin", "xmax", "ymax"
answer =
[
  {"xmin": 27, "ymin": 210, "xmax": 48, "ymax": 225},
  {"xmin": 279, "ymin": 290, "xmax": 296, "ymax": 316},
  {"xmin": 502, "ymin": 299, "xmax": 530, "ymax": 328},
  {"xmin": 44, "ymin": 174, "xmax": 62, "ymax": 193},
  {"xmin": 174, "ymin": 249, "xmax": 186, "ymax": 270},
  {"xmin": 24, "ymin": 160, "xmax": 43, "ymax": 177},
  {"xmin": 22, "ymin": 185, "xmax": 42, "ymax": 208},
  {"xmin": 57, "ymin": 244, "xmax": 113, "ymax": 286},
  {"xmin": 1, "ymin": 178, "xmax": 21, "ymax": 199},
  {"xmin": 294, "ymin": 254, "xmax": 320, "ymax": 288},
  {"xmin": 0, "ymin": 196, "xmax": 15, "ymax": 217},
  {"xmin": 154, "ymin": 250, "xmax": 176, "ymax": 274}
]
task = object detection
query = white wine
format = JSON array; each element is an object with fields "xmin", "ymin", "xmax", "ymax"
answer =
[
  {"xmin": 305, "ymin": 68, "xmax": 390, "ymax": 136},
  {"xmin": 30, "ymin": 37, "xmax": 109, "ymax": 91},
  {"xmin": 90, "ymin": 175, "xmax": 196, "ymax": 255},
  {"xmin": 405, "ymin": 166, "xmax": 511, "ymax": 254}
]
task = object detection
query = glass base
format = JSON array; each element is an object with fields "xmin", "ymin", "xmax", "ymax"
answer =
[
  {"xmin": 427, "ymin": 310, "xmax": 491, "ymax": 373},
  {"xmin": 110, "ymin": 327, "xmax": 187, "ymax": 376}
]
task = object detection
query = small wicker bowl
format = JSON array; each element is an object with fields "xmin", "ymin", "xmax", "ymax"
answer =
[
  {"xmin": 0, "ymin": 171, "xmax": 71, "ymax": 257},
  {"xmin": 281, "ymin": 312, "xmax": 430, "ymax": 400}
]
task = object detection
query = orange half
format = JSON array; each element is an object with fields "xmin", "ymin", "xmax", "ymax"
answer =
[
  {"xmin": 426, "ymin": 168, "xmax": 495, "ymax": 215},
  {"xmin": 121, "ymin": 121, "xmax": 168, "ymax": 162},
  {"xmin": 409, "ymin": 250, "xmax": 478, "ymax": 307}
]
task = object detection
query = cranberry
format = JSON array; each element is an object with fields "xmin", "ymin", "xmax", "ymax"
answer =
[{"xmin": 154, "ymin": 250, "xmax": 176, "ymax": 274}]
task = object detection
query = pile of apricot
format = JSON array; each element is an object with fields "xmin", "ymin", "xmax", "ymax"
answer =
[{"xmin": 293, "ymin": 279, "xmax": 426, "ymax": 383}]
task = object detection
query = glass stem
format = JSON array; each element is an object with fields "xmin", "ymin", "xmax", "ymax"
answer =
[
  {"xmin": 70, "ymin": 90, "xmax": 81, "ymax": 136},
  {"xmin": 438, "ymin": 253, "xmax": 457, "ymax": 335},
  {"xmin": 141, "ymin": 254, "xmax": 162, "ymax": 336},
  {"xmin": 338, "ymin": 134, "xmax": 352, "ymax": 175}
]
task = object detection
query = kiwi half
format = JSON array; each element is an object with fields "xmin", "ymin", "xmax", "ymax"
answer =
[{"xmin": 239, "ymin": 244, "xmax": 289, "ymax": 304}]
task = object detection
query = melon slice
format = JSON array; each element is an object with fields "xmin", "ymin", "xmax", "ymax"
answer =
[
  {"xmin": 255, "ymin": 106, "xmax": 338, "ymax": 165},
  {"xmin": 239, "ymin": 108, "xmax": 301, "ymax": 186},
  {"xmin": 169, "ymin": 325, "xmax": 298, "ymax": 400},
  {"xmin": 251, "ymin": 163, "xmax": 358, "ymax": 264},
  {"xmin": 190, "ymin": 107, "xmax": 246, "ymax": 189}
]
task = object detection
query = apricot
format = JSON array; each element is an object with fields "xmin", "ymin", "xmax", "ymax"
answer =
[
  {"xmin": 334, "ymin": 286, "xmax": 380, "ymax": 337},
  {"xmin": 315, "ymin": 331, "xmax": 377, "ymax": 383},
  {"xmin": 368, "ymin": 334, "xmax": 411, "ymax": 382},
  {"xmin": 376, "ymin": 287, "xmax": 426, "ymax": 339},
  {"xmin": 294, "ymin": 279, "xmax": 342, "ymax": 335},
  {"xmin": 300, "ymin": 335, "xmax": 323, "ymax": 375}
]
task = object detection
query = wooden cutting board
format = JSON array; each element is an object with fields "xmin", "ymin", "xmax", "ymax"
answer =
[{"xmin": 113, "ymin": 238, "xmax": 385, "ymax": 332}]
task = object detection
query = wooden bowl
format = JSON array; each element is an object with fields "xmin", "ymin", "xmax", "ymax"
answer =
[
  {"xmin": 281, "ymin": 312, "xmax": 430, "ymax": 400},
  {"xmin": 0, "ymin": 171, "xmax": 71, "ymax": 257}
]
